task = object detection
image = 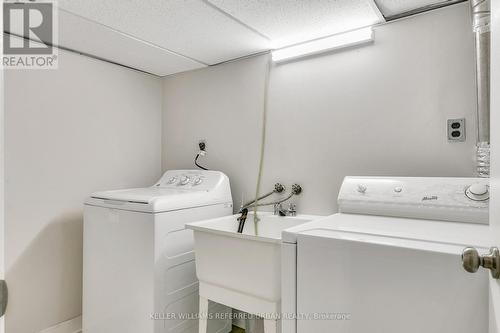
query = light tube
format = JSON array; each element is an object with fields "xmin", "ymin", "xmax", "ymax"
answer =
[{"xmin": 271, "ymin": 27, "xmax": 374, "ymax": 63}]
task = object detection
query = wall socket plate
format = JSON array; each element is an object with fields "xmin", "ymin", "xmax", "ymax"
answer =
[{"xmin": 447, "ymin": 118, "xmax": 466, "ymax": 142}]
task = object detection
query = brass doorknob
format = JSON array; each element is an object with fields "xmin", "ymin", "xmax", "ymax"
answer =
[{"xmin": 462, "ymin": 247, "xmax": 500, "ymax": 279}]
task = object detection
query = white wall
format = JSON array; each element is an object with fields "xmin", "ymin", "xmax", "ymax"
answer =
[
  {"xmin": 4, "ymin": 51, "xmax": 162, "ymax": 333},
  {"xmin": 162, "ymin": 3, "xmax": 478, "ymax": 215},
  {"xmin": 0, "ymin": 5, "xmax": 4, "ymax": 333}
]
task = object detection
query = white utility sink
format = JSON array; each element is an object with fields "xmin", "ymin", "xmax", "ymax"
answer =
[{"xmin": 186, "ymin": 212, "xmax": 318, "ymax": 331}]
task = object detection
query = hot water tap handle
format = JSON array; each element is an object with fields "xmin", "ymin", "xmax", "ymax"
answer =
[
  {"xmin": 274, "ymin": 183, "xmax": 285, "ymax": 193},
  {"xmin": 292, "ymin": 184, "xmax": 302, "ymax": 195}
]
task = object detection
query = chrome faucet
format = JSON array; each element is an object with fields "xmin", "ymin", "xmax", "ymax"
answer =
[
  {"xmin": 274, "ymin": 202, "xmax": 297, "ymax": 216},
  {"xmin": 287, "ymin": 203, "xmax": 297, "ymax": 216},
  {"xmin": 274, "ymin": 203, "xmax": 285, "ymax": 216}
]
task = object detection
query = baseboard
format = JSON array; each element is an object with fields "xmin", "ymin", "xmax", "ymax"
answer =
[{"xmin": 38, "ymin": 316, "xmax": 82, "ymax": 333}]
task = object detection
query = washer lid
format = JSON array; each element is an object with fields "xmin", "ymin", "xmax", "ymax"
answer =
[
  {"xmin": 86, "ymin": 187, "xmax": 231, "ymax": 212},
  {"xmin": 85, "ymin": 170, "xmax": 233, "ymax": 213},
  {"xmin": 90, "ymin": 186, "xmax": 201, "ymax": 203},
  {"xmin": 282, "ymin": 213, "xmax": 491, "ymax": 248}
]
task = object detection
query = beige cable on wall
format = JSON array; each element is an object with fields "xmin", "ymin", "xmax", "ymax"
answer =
[{"xmin": 252, "ymin": 52, "xmax": 272, "ymax": 235}]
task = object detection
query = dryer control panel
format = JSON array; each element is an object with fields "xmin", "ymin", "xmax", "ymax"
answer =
[{"xmin": 338, "ymin": 177, "xmax": 489, "ymax": 224}]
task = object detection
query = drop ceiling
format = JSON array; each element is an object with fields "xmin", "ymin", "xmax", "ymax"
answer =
[
  {"xmin": 5, "ymin": 0, "xmax": 466, "ymax": 76},
  {"xmin": 206, "ymin": 0, "xmax": 383, "ymax": 48},
  {"xmin": 374, "ymin": 0, "xmax": 463, "ymax": 18}
]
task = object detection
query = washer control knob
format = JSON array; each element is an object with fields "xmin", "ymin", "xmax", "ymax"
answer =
[
  {"xmin": 465, "ymin": 184, "xmax": 489, "ymax": 201},
  {"xmin": 357, "ymin": 184, "xmax": 367, "ymax": 194},
  {"xmin": 194, "ymin": 178, "xmax": 203, "ymax": 186},
  {"xmin": 167, "ymin": 177, "xmax": 177, "ymax": 184},
  {"xmin": 394, "ymin": 187, "xmax": 402, "ymax": 193},
  {"xmin": 180, "ymin": 176, "xmax": 190, "ymax": 185}
]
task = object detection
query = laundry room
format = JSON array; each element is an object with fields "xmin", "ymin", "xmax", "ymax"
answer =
[{"xmin": 1, "ymin": 1, "xmax": 499, "ymax": 333}]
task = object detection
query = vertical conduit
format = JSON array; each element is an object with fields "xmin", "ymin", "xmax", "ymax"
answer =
[{"xmin": 471, "ymin": 0, "xmax": 491, "ymax": 177}]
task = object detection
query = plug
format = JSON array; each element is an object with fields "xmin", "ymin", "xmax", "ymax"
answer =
[{"xmin": 198, "ymin": 140, "xmax": 206, "ymax": 152}]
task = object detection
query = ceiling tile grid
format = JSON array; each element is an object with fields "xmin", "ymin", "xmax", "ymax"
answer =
[
  {"xmin": 57, "ymin": 10, "xmax": 206, "ymax": 76},
  {"xmin": 207, "ymin": 0, "xmax": 384, "ymax": 48},
  {"xmin": 374, "ymin": 0, "xmax": 459, "ymax": 18},
  {"xmin": 57, "ymin": 0, "xmax": 271, "ymax": 65}
]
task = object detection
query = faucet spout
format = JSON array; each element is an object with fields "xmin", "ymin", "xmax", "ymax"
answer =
[
  {"xmin": 274, "ymin": 202, "xmax": 297, "ymax": 216},
  {"xmin": 237, "ymin": 208, "xmax": 249, "ymax": 233},
  {"xmin": 274, "ymin": 203, "xmax": 286, "ymax": 216}
]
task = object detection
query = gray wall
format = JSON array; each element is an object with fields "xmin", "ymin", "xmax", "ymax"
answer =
[
  {"xmin": 5, "ymin": 50, "xmax": 162, "ymax": 333},
  {"xmin": 162, "ymin": 3, "xmax": 477, "ymax": 215}
]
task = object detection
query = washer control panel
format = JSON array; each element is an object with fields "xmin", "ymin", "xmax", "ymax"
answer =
[
  {"xmin": 338, "ymin": 177, "xmax": 489, "ymax": 224},
  {"xmin": 154, "ymin": 170, "xmax": 221, "ymax": 191}
]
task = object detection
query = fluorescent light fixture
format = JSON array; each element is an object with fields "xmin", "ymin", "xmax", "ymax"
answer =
[{"xmin": 272, "ymin": 27, "xmax": 374, "ymax": 63}]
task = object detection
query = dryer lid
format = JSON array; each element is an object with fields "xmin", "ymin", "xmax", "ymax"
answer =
[{"xmin": 282, "ymin": 213, "xmax": 491, "ymax": 248}]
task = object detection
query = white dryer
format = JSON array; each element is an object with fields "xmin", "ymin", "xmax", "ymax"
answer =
[
  {"xmin": 282, "ymin": 177, "xmax": 490, "ymax": 333},
  {"xmin": 83, "ymin": 170, "xmax": 233, "ymax": 333}
]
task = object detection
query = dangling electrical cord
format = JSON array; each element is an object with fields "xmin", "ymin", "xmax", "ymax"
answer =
[
  {"xmin": 195, "ymin": 153, "xmax": 208, "ymax": 170},
  {"xmin": 194, "ymin": 141, "xmax": 209, "ymax": 170}
]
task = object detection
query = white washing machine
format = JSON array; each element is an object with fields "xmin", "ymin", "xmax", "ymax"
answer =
[
  {"xmin": 282, "ymin": 177, "xmax": 490, "ymax": 333},
  {"xmin": 83, "ymin": 170, "xmax": 233, "ymax": 333}
]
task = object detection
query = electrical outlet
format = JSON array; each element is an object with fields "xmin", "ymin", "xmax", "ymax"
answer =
[{"xmin": 447, "ymin": 118, "xmax": 465, "ymax": 142}]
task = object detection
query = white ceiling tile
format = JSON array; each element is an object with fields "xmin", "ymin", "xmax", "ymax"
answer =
[
  {"xmin": 56, "ymin": 0, "xmax": 271, "ymax": 65},
  {"xmin": 6, "ymin": 9, "xmax": 206, "ymax": 76},
  {"xmin": 57, "ymin": 10, "xmax": 206, "ymax": 76},
  {"xmin": 374, "ymin": 0, "xmax": 458, "ymax": 17},
  {"xmin": 207, "ymin": 0, "xmax": 384, "ymax": 48}
]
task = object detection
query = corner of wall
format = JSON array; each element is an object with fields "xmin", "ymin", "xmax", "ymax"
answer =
[
  {"xmin": 38, "ymin": 316, "xmax": 82, "ymax": 333},
  {"xmin": 160, "ymin": 75, "xmax": 168, "ymax": 173}
]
